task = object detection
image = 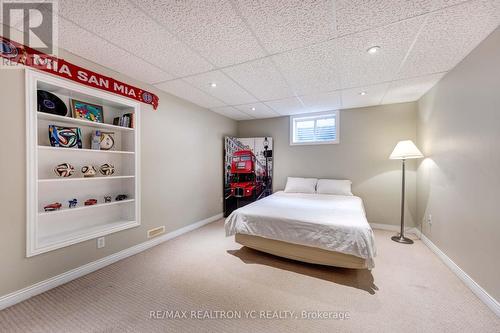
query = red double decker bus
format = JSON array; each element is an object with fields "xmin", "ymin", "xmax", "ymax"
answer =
[{"xmin": 230, "ymin": 150, "xmax": 266, "ymax": 199}]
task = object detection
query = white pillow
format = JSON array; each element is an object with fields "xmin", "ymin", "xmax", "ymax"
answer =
[
  {"xmin": 284, "ymin": 177, "xmax": 318, "ymax": 194},
  {"xmin": 316, "ymin": 179, "xmax": 353, "ymax": 196}
]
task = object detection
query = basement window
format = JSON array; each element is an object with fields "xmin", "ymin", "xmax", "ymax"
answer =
[{"xmin": 290, "ymin": 111, "xmax": 339, "ymax": 145}]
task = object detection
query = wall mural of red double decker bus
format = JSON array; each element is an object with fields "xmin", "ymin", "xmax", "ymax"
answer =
[{"xmin": 224, "ymin": 137, "xmax": 273, "ymax": 217}]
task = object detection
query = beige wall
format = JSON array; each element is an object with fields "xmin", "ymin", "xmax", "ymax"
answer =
[
  {"xmin": 0, "ymin": 49, "xmax": 237, "ymax": 296},
  {"xmin": 237, "ymin": 103, "xmax": 418, "ymax": 226},
  {"xmin": 417, "ymin": 28, "xmax": 500, "ymax": 301}
]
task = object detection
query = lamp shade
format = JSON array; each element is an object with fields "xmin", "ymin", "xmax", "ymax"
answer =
[{"xmin": 389, "ymin": 140, "xmax": 424, "ymax": 160}]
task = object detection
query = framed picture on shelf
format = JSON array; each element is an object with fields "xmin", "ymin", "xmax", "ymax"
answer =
[{"xmin": 70, "ymin": 99, "xmax": 104, "ymax": 123}]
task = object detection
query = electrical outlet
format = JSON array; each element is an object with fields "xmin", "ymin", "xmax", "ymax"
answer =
[
  {"xmin": 97, "ymin": 237, "xmax": 105, "ymax": 248},
  {"xmin": 427, "ymin": 214, "xmax": 432, "ymax": 225}
]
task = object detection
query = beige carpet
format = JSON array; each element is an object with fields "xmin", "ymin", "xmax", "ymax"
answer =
[{"xmin": 0, "ymin": 220, "xmax": 498, "ymax": 332}]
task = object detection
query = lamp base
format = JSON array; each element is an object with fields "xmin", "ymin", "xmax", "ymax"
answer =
[{"xmin": 391, "ymin": 235, "xmax": 414, "ymax": 244}]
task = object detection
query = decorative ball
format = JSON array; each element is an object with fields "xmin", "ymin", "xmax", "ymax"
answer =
[
  {"xmin": 81, "ymin": 165, "xmax": 97, "ymax": 177},
  {"xmin": 99, "ymin": 163, "xmax": 115, "ymax": 176},
  {"xmin": 100, "ymin": 132, "xmax": 115, "ymax": 150},
  {"xmin": 54, "ymin": 163, "xmax": 75, "ymax": 177}
]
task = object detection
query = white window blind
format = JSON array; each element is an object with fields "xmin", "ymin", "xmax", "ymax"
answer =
[{"xmin": 290, "ymin": 111, "xmax": 339, "ymax": 145}]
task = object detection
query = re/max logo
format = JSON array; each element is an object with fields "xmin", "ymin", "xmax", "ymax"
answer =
[{"xmin": 1, "ymin": 0, "xmax": 57, "ymax": 55}]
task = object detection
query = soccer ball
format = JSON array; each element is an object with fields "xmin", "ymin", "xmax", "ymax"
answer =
[
  {"xmin": 53, "ymin": 163, "xmax": 75, "ymax": 177},
  {"xmin": 81, "ymin": 165, "xmax": 97, "ymax": 177},
  {"xmin": 99, "ymin": 163, "xmax": 115, "ymax": 176}
]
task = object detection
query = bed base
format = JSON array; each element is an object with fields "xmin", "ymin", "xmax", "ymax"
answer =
[{"xmin": 235, "ymin": 233, "xmax": 369, "ymax": 269}]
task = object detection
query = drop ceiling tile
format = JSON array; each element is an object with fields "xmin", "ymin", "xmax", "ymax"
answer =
[
  {"xmin": 272, "ymin": 40, "xmax": 343, "ymax": 95},
  {"xmin": 300, "ymin": 90, "xmax": 342, "ymax": 112},
  {"xmin": 335, "ymin": 0, "xmax": 469, "ymax": 36},
  {"xmin": 341, "ymin": 83, "xmax": 389, "ymax": 109},
  {"xmin": 271, "ymin": 16, "xmax": 423, "ymax": 96},
  {"xmin": 57, "ymin": 18, "xmax": 172, "ymax": 84},
  {"xmin": 264, "ymin": 97, "xmax": 306, "ymax": 115},
  {"xmin": 234, "ymin": 0, "xmax": 337, "ymax": 53},
  {"xmin": 398, "ymin": 0, "xmax": 500, "ymax": 78},
  {"xmin": 132, "ymin": 0, "xmax": 266, "ymax": 67},
  {"xmin": 210, "ymin": 106, "xmax": 253, "ymax": 120},
  {"xmin": 184, "ymin": 70, "xmax": 258, "ymax": 105},
  {"xmin": 222, "ymin": 58, "xmax": 295, "ymax": 100},
  {"xmin": 336, "ymin": 16, "xmax": 426, "ymax": 88},
  {"xmin": 234, "ymin": 102, "xmax": 280, "ymax": 118},
  {"xmin": 59, "ymin": 0, "xmax": 213, "ymax": 77},
  {"xmin": 155, "ymin": 79, "xmax": 226, "ymax": 108},
  {"xmin": 383, "ymin": 73, "xmax": 445, "ymax": 104}
]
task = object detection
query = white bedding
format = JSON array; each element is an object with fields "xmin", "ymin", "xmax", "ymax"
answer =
[{"xmin": 225, "ymin": 191, "xmax": 376, "ymax": 268}]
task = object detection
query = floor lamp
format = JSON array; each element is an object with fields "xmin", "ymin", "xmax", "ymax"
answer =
[{"xmin": 389, "ymin": 140, "xmax": 424, "ymax": 244}]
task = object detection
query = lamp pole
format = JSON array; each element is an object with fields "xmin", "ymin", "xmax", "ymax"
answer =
[
  {"xmin": 263, "ymin": 137, "xmax": 269, "ymax": 195},
  {"xmin": 391, "ymin": 158, "xmax": 413, "ymax": 244}
]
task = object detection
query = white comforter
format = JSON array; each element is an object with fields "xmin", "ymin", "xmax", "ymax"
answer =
[{"xmin": 225, "ymin": 191, "xmax": 376, "ymax": 268}]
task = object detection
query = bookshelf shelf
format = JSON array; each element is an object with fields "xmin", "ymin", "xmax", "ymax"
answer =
[
  {"xmin": 38, "ymin": 199, "xmax": 135, "ymax": 216},
  {"xmin": 38, "ymin": 146, "xmax": 135, "ymax": 154},
  {"xmin": 37, "ymin": 112, "xmax": 134, "ymax": 131}
]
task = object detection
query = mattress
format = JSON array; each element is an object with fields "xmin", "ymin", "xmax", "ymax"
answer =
[{"xmin": 225, "ymin": 191, "xmax": 376, "ymax": 268}]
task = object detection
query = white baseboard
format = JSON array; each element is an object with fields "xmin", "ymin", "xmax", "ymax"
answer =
[
  {"xmin": 418, "ymin": 232, "xmax": 500, "ymax": 317},
  {"xmin": 0, "ymin": 213, "xmax": 223, "ymax": 311}
]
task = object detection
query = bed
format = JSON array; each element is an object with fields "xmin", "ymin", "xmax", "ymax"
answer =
[{"xmin": 225, "ymin": 188, "xmax": 376, "ymax": 269}]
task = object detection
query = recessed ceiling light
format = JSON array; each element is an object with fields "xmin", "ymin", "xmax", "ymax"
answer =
[
  {"xmin": 251, "ymin": 107, "xmax": 256, "ymax": 111},
  {"xmin": 367, "ymin": 46, "xmax": 381, "ymax": 54},
  {"xmin": 359, "ymin": 91, "xmax": 367, "ymax": 96},
  {"xmin": 210, "ymin": 82, "xmax": 217, "ymax": 88}
]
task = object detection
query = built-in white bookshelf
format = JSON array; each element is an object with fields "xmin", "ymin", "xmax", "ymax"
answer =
[{"xmin": 26, "ymin": 69, "xmax": 141, "ymax": 256}]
